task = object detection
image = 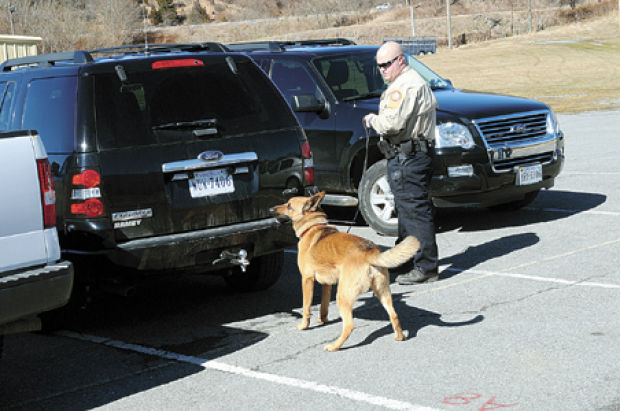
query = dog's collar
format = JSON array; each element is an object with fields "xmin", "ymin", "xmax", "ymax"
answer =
[{"xmin": 300, "ymin": 223, "xmax": 327, "ymax": 238}]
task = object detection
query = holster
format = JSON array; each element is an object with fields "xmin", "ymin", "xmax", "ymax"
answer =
[{"xmin": 377, "ymin": 139, "xmax": 398, "ymax": 159}]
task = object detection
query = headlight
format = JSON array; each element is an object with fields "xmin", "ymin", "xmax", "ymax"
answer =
[
  {"xmin": 435, "ymin": 122, "xmax": 474, "ymax": 149},
  {"xmin": 546, "ymin": 110, "xmax": 560, "ymax": 135}
]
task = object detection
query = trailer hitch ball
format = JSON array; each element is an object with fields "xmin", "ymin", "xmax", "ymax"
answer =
[{"xmin": 212, "ymin": 249, "xmax": 250, "ymax": 272}]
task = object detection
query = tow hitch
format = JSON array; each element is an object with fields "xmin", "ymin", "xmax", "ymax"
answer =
[{"xmin": 212, "ymin": 249, "xmax": 250, "ymax": 272}]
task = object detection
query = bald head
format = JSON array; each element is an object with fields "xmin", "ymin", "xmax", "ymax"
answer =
[
  {"xmin": 377, "ymin": 41, "xmax": 403, "ymax": 61},
  {"xmin": 376, "ymin": 41, "xmax": 406, "ymax": 83}
]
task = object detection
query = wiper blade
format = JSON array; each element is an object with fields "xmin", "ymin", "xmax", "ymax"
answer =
[
  {"xmin": 152, "ymin": 118, "xmax": 217, "ymax": 130},
  {"xmin": 342, "ymin": 91, "xmax": 382, "ymax": 102}
]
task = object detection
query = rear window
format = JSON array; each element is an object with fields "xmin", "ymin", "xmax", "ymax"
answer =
[
  {"xmin": 94, "ymin": 57, "xmax": 298, "ymax": 149},
  {"xmin": 22, "ymin": 76, "xmax": 77, "ymax": 153}
]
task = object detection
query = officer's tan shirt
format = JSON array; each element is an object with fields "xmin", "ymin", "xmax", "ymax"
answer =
[{"xmin": 371, "ymin": 66, "xmax": 437, "ymax": 145}]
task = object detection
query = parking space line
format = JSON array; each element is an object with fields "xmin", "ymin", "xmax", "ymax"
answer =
[
  {"xmin": 442, "ymin": 267, "xmax": 620, "ymax": 289},
  {"xmin": 524, "ymin": 206, "xmax": 620, "ymax": 216},
  {"xmin": 56, "ymin": 331, "xmax": 441, "ymax": 411},
  {"xmin": 503, "ymin": 236, "xmax": 620, "ymax": 272}
]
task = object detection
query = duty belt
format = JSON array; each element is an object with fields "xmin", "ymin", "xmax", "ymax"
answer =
[{"xmin": 378, "ymin": 138, "xmax": 430, "ymax": 159}]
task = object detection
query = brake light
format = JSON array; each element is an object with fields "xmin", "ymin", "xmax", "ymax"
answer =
[
  {"xmin": 71, "ymin": 198, "xmax": 104, "ymax": 218},
  {"xmin": 36, "ymin": 159, "xmax": 56, "ymax": 228},
  {"xmin": 301, "ymin": 141, "xmax": 314, "ymax": 185},
  {"xmin": 70, "ymin": 168, "xmax": 105, "ymax": 217},
  {"xmin": 152, "ymin": 59, "xmax": 205, "ymax": 70}
]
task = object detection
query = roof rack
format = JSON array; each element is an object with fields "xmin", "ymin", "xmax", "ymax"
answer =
[
  {"xmin": 0, "ymin": 42, "xmax": 229, "ymax": 71},
  {"xmin": 89, "ymin": 42, "xmax": 228, "ymax": 56},
  {"xmin": 227, "ymin": 38, "xmax": 356, "ymax": 52},
  {"xmin": 0, "ymin": 51, "xmax": 94, "ymax": 71}
]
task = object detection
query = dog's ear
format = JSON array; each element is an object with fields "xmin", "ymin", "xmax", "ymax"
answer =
[{"xmin": 303, "ymin": 191, "xmax": 325, "ymax": 212}]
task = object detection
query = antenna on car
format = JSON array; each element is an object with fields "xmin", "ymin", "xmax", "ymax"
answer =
[{"xmin": 141, "ymin": 4, "xmax": 149, "ymax": 55}]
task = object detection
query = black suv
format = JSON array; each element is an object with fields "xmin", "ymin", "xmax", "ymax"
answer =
[
  {"xmin": 228, "ymin": 39, "xmax": 565, "ymax": 235},
  {"xmin": 0, "ymin": 43, "xmax": 314, "ymax": 297}
]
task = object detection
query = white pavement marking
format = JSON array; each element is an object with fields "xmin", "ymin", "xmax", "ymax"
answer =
[
  {"xmin": 441, "ymin": 267, "xmax": 620, "ymax": 289},
  {"xmin": 56, "ymin": 331, "xmax": 441, "ymax": 411},
  {"xmin": 524, "ymin": 206, "xmax": 620, "ymax": 217}
]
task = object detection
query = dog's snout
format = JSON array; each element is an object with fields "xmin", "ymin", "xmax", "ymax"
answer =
[{"xmin": 270, "ymin": 204, "xmax": 291, "ymax": 223}]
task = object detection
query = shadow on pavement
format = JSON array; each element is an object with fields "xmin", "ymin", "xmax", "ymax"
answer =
[
  {"xmin": 435, "ymin": 190, "xmax": 606, "ymax": 233},
  {"xmin": 438, "ymin": 232, "xmax": 540, "ymax": 280},
  {"xmin": 339, "ymin": 292, "xmax": 483, "ymax": 351}
]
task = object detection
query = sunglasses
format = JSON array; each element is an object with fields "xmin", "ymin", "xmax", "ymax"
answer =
[{"xmin": 377, "ymin": 55, "xmax": 401, "ymax": 69}]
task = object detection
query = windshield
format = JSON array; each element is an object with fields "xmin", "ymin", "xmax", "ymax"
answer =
[{"xmin": 313, "ymin": 51, "xmax": 451, "ymax": 102}]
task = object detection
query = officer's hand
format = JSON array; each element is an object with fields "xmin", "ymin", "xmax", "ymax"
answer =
[{"xmin": 363, "ymin": 113, "xmax": 376, "ymax": 129}]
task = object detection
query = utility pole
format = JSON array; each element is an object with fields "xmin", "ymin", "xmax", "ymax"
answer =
[
  {"xmin": 446, "ymin": 0, "xmax": 452, "ymax": 48},
  {"xmin": 527, "ymin": 0, "xmax": 532, "ymax": 33},
  {"xmin": 410, "ymin": 4, "xmax": 415, "ymax": 38},
  {"xmin": 8, "ymin": 3, "xmax": 15, "ymax": 35}
]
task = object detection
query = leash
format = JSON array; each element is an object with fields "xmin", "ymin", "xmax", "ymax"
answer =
[{"xmin": 345, "ymin": 124, "xmax": 371, "ymax": 234}]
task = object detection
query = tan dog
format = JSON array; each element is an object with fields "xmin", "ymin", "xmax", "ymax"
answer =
[{"xmin": 271, "ymin": 191, "xmax": 420, "ymax": 351}]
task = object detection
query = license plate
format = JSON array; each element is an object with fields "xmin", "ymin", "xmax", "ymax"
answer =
[
  {"xmin": 516, "ymin": 164, "xmax": 542, "ymax": 186},
  {"xmin": 189, "ymin": 168, "xmax": 235, "ymax": 198}
]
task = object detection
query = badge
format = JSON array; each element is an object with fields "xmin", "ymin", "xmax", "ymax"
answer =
[{"xmin": 387, "ymin": 90, "xmax": 403, "ymax": 109}]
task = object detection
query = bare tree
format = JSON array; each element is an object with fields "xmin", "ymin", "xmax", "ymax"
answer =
[
  {"xmin": 87, "ymin": 0, "xmax": 142, "ymax": 48},
  {"xmin": 24, "ymin": 0, "xmax": 90, "ymax": 53}
]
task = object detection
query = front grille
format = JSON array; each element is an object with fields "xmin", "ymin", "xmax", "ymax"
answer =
[
  {"xmin": 476, "ymin": 111, "xmax": 548, "ymax": 147},
  {"xmin": 473, "ymin": 110, "xmax": 556, "ymax": 173}
]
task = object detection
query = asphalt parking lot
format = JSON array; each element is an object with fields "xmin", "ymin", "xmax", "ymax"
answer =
[{"xmin": 1, "ymin": 110, "xmax": 619, "ymax": 410}]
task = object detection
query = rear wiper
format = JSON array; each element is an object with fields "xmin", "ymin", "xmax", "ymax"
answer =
[
  {"xmin": 152, "ymin": 118, "xmax": 217, "ymax": 130},
  {"xmin": 342, "ymin": 91, "xmax": 382, "ymax": 102}
]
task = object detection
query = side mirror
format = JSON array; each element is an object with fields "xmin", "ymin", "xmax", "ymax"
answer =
[{"xmin": 291, "ymin": 94, "xmax": 325, "ymax": 113}]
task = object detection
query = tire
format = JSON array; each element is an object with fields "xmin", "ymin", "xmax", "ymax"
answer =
[
  {"xmin": 489, "ymin": 189, "xmax": 540, "ymax": 211},
  {"xmin": 358, "ymin": 159, "xmax": 398, "ymax": 236},
  {"xmin": 224, "ymin": 251, "xmax": 284, "ymax": 292}
]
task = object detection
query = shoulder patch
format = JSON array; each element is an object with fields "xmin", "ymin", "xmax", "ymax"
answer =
[{"xmin": 387, "ymin": 90, "xmax": 403, "ymax": 109}]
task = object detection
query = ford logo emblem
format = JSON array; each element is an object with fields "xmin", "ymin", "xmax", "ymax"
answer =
[
  {"xmin": 509, "ymin": 123, "xmax": 527, "ymax": 133},
  {"xmin": 198, "ymin": 150, "xmax": 223, "ymax": 162}
]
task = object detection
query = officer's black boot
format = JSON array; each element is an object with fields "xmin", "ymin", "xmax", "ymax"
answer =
[{"xmin": 396, "ymin": 268, "xmax": 438, "ymax": 285}]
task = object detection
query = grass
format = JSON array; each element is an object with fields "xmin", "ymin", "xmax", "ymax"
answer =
[{"xmin": 418, "ymin": 16, "xmax": 620, "ymax": 113}]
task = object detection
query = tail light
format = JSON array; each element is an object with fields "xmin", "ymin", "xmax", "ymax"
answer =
[
  {"xmin": 36, "ymin": 159, "xmax": 56, "ymax": 228},
  {"xmin": 301, "ymin": 141, "xmax": 314, "ymax": 185},
  {"xmin": 70, "ymin": 168, "xmax": 105, "ymax": 217}
]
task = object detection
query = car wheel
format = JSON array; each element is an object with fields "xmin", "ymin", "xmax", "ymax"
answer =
[
  {"xmin": 224, "ymin": 251, "xmax": 284, "ymax": 292},
  {"xmin": 489, "ymin": 189, "xmax": 540, "ymax": 211},
  {"xmin": 358, "ymin": 159, "xmax": 398, "ymax": 236}
]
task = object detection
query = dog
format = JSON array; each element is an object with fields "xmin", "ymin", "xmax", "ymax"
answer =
[{"xmin": 271, "ymin": 191, "xmax": 420, "ymax": 351}]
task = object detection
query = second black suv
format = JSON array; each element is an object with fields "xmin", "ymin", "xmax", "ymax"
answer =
[
  {"xmin": 0, "ymin": 43, "xmax": 314, "ymax": 299},
  {"xmin": 228, "ymin": 39, "xmax": 565, "ymax": 235}
]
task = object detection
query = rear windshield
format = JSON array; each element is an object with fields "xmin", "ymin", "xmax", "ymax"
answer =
[{"xmin": 94, "ymin": 57, "xmax": 298, "ymax": 149}]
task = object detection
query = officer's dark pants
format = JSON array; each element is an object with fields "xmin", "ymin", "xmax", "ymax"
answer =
[{"xmin": 387, "ymin": 150, "xmax": 438, "ymax": 274}]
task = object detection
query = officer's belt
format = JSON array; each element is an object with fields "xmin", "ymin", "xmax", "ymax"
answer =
[{"xmin": 391, "ymin": 139, "xmax": 429, "ymax": 155}]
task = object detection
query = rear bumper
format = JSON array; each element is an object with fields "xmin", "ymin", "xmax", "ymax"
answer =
[
  {"xmin": 0, "ymin": 261, "xmax": 74, "ymax": 333},
  {"xmin": 64, "ymin": 218, "xmax": 296, "ymax": 272}
]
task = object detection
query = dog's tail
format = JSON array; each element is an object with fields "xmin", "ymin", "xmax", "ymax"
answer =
[{"xmin": 369, "ymin": 236, "xmax": 421, "ymax": 269}]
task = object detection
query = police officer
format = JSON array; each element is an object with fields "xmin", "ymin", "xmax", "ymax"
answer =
[{"xmin": 363, "ymin": 41, "xmax": 439, "ymax": 284}]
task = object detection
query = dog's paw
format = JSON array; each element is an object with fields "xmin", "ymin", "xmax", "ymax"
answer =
[
  {"xmin": 323, "ymin": 343, "xmax": 341, "ymax": 352},
  {"xmin": 317, "ymin": 315, "xmax": 328, "ymax": 325},
  {"xmin": 296, "ymin": 321, "xmax": 309, "ymax": 331},
  {"xmin": 394, "ymin": 332, "xmax": 406, "ymax": 341}
]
